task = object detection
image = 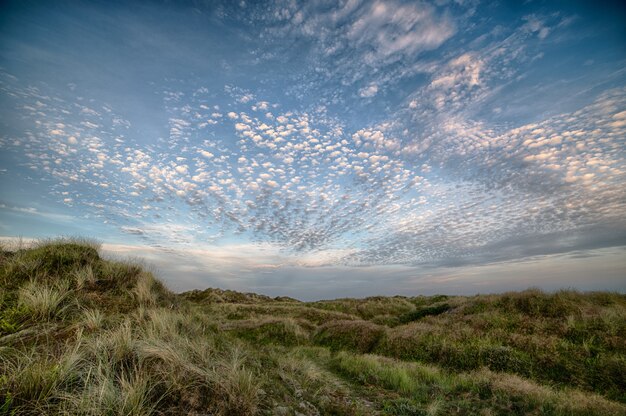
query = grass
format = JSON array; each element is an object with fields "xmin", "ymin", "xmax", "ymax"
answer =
[
  {"xmin": 328, "ymin": 351, "xmax": 626, "ymax": 415},
  {"xmin": 0, "ymin": 238, "xmax": 625, "ymax": 415},
  {"xmin": 18, "ymin": 279, "xmax": 71, "ymax": 322}
]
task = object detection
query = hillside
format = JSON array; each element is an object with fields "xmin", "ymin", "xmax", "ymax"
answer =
[{"xmin": 1, "ymin": 240, "xmax": 625, "ymax": 415}]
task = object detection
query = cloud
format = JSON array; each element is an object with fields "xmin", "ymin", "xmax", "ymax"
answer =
[
  {"xmin": 0, "ymin": 203, "xmax": 75, "ymax": 222},
  {"xmin": 345, "ymin": 0, "xmax": 455, "ymax": 60},
  {"xmin": 256, "ymin": 0, "xmax": 459, "ymax": 97},
  {"xmin": 359, "ymin": 83, "xmax": 378, "ymax": 97}
]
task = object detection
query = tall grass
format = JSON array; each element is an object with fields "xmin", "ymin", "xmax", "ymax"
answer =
[
  {"xmin": 81, "ymin": 308, "xmax": 104, "ymax": 331},
  {"xmin": 215, "ymin": 348, "xmax": 261, "ymax": 416},
  {"xmin": 0, "ymin": 336, "xmax": 83, "ymax": 413},
  {"xmin": 331, "ymin": 350, "xmax": 626, "ymax": 415},
  {"xmin": 133, "ymin": 272, "xmax": 158, "ymax": 307},
  {"xmin": 72, "ymin": 265, "xmax": 96, "ymax": 290},
  {"xmin": 18, "ymin": 280, "xmax": 71, "ymax": 321}
]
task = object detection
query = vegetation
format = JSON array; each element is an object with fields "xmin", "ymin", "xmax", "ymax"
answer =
[{"xmin": 1, "ymin": 238, "xmax": 625, "ymax": 415}]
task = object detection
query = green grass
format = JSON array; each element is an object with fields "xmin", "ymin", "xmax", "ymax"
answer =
[
  {"xmin": 328, "ymin": 351, "xmax": 626, "ymax": 415},
  {"xmin": 0, "ymin": 238, "xmax": 625, "ymax": 415}
]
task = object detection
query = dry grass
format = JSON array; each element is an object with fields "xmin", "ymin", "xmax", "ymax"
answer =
[
  {"xmin": 18, "ymin": 280, "xmax": 71, "ymax": 322},
  {"xmin": 133, "ymin": 272, "xmax": 159, "ymax": 307},
  {"xmin": 72, "ymin": 265, "xmax": 96, "ymax": 290},
  {"xmin": 81, "ymin": 308, "xmax": 104, "ymax": 331}
]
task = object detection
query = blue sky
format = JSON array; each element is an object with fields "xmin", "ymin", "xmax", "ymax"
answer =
[{"xmin": 1, "ymin": 0, "xmax": 625, "ymax": 299}]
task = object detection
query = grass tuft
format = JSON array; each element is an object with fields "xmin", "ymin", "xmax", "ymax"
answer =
[{"xmin": 18, "ymin": 279, "xmax": 71, "ymax": 322}]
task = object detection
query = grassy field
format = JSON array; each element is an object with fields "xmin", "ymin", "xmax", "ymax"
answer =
[{"xmin": 1, "ymin": 239, "xmax": 625, "ymax": 415}]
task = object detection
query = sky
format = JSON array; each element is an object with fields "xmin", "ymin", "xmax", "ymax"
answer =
[{"xmin": 0, "ymin": 0, "xmax": 625, "ymax": 300}]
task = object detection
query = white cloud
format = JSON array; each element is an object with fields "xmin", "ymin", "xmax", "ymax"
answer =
[
  {"xmin": 346, "ymin": 0, "xmax": 455, "ymax": 60},
  {"xmin": 359, "ymin": 83, "xmax": 378, "ymax": 98}
]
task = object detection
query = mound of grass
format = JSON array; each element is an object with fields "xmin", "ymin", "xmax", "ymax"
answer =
[
  {"xmin": 0, "ymin": 239, "xmax": 272, "ymax": 416},
  {"xmin": 225, "ymin": 318, "xmax": 310, "ymax": 346},
  {"xmin": 181, "ymin": 287, "xmax": 278, "ymax": 304},
  {"xmin": 308, "ymin": 296, "xmax": 415, "ymax": 321},
  {"xmin": 0, "ymin": 239, "xmax": 99, "ymax": 289},
  {"xmin": 314, "ymin": 319, "xmax": 386, "ymax": 353},
  {"xmin": 496, "ymin": 289, "xmax": 580, "ymax": 318}
]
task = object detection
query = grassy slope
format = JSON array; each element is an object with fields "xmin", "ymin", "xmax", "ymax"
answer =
[{"xmin": 0, "ymin": 240, "xmax": 624, "ymax": 415}]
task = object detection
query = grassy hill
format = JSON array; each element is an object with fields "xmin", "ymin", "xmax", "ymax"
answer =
[{"xmin": 1, "ymin": 239, "xmax": 625, "ymax": 415}]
